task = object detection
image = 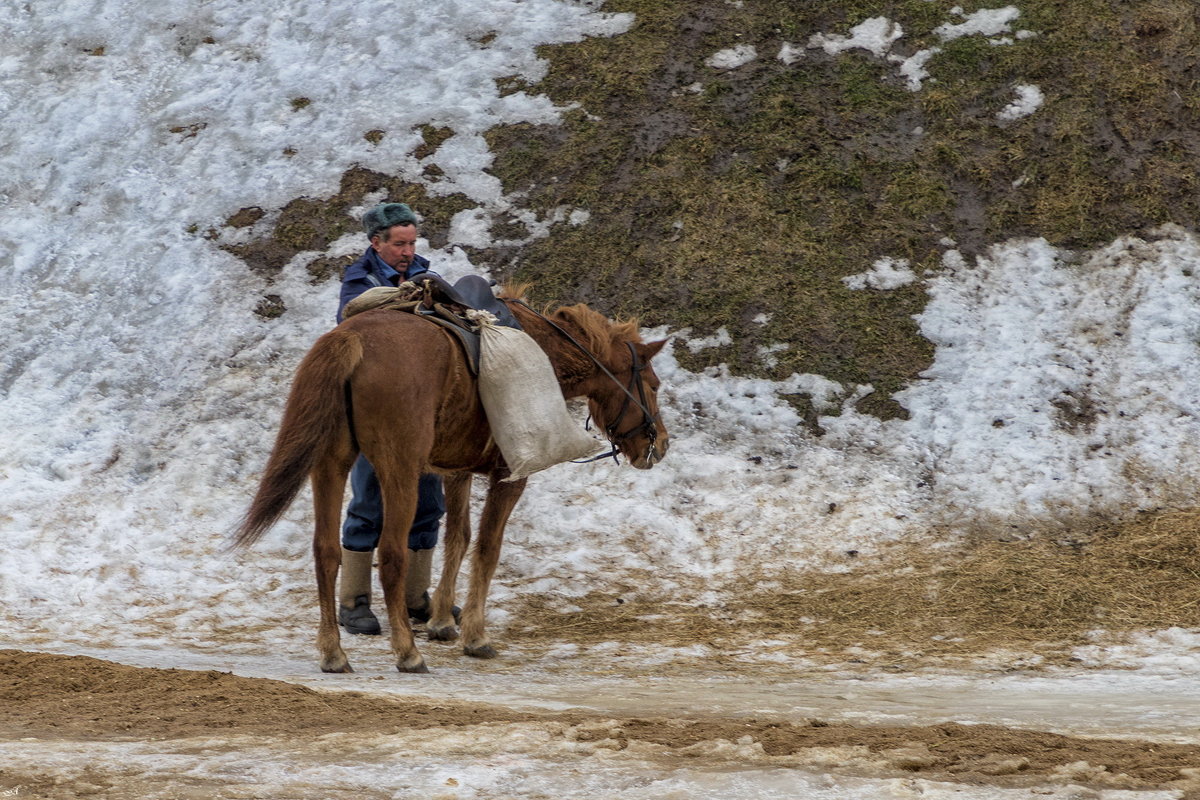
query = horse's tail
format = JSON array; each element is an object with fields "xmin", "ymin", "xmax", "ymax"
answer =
[{"xmin": 231, "ymin": 328, "xmax": 363, "ymax": 549}]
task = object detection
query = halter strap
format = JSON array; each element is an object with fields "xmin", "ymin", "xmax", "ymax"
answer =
[{"xmin": 604, "ymin": 341, "xmax": 659, "ymax": 445}]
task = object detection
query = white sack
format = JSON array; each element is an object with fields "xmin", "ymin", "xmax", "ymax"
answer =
[
  {"xmin": 342, "ymin": 286, "xmax": 400, "ymax": 319},
  {"xmin": 473, "ymin": 314, "xmax": 606, "ymax": 481}
]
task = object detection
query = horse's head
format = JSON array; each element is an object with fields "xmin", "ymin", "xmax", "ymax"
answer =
[
  {"xmin": 585, "ymin": 337, "xmax": 670, "ymax": 470},
  {"xmin": 508, "ymin": 296, "xmax": 671, "ymax": 469}
]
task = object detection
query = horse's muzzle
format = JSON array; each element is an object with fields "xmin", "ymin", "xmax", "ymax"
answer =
[{"xmin": 631, "ymin": 437, "xmax": 668, "ymax": 469}]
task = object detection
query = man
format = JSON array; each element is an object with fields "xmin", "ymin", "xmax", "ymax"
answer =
[{"xmin": 336, "ymin": 202, "xmax": 447, "ymax": 635}]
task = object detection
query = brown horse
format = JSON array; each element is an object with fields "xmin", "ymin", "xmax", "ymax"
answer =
[{"xmin": 232, "ymin": 288, "xmax": 669, "ymax": 674}]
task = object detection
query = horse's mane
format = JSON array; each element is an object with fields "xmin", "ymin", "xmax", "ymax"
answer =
[
  {"xmin": 553, "ymin": 305, "xmax": 642, "ymax": 361},
  {"xmin": 499, "ymin": 283, "xmax": 642, "ymax": 360}
]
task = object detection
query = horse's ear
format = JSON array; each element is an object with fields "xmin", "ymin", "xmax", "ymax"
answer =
[{"xmin": 640, "ymin": 339, "xmax": 669, "ymax": 360}]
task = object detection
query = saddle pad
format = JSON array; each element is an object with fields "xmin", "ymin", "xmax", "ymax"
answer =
[{"xmin": 341, "ymin": 286, "xmax": 413, "ymax": 319}]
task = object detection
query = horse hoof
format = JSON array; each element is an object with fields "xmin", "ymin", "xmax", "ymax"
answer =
[
  {"xmin": 320, "ymin": 660, "xmax": 354, "ymax": 674},
  {"xmin": 428, "ymin": 624, "xmax": 460, "ymax": 642},
  {"xmin": 397, "ymin": 661, "xmax": 430, "ymax": 674},
  {"xmin": 464, "ymin": 643, "xmax": 498, "ymax": 659}
]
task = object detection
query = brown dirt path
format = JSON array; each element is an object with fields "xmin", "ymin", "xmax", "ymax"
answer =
[{"xmin": 2, "ymin": 650, "xmax": 1198, "ymax": 797}]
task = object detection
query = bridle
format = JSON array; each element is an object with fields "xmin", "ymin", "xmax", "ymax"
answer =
[{"xmin": 511, "ymin": 300, "xmax": 660, "ymax": 463}]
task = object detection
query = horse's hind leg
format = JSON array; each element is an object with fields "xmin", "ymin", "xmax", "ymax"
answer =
[
  {"xmin": 461, "ymin": 473, "xmax": 527, "ymax": 659},
  {"xmin": 428, "ymin": 472, "xmax": 471, "ymax": 642},
  {"xmin": 312, "ymin": 460, "xmax": 352, "ymax": 673},
  {"xmin": 375, "ymin": 470, "xmax": 428, "ymax": 673}
]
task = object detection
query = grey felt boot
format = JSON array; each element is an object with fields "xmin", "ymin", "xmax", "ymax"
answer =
[
  {"xmin": 406, "ymin": 548, "xmax": 460, "ymax": 624},
  {"xmin": 338, "ymin": 548, "xmax": 381, "ymax": 635}
]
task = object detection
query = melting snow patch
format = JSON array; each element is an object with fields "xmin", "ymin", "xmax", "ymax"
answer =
[
  {"xmin": 1071, "ymin": 627, "xmax": 1200, "ymax": 672},
  {"xmin": 706, "ymin": 45, "xmax": 757, "ymax": 69},
  {"xmin": 842, "ymin": 257, "xmax": 918, "ymax": 290},
  {"xmin": 894, "ymin": 48, "xmax": 942, "ymax": 91},
  {"xmin": 809, "ymin": 17, "xmax": 903, "ymax": 58},
  {"xmin": 935, "ymin": 7, "xmax": 1021, "ymax": 40},
  {"xmin": 997, "ymin": 84, "xmax": 1044, "ymax": 122},
  {"xmin": 777, "ymin": 42, "xmax": 805, "ymax": 65},
  {"xmin": 758, "ymin": 342, "xmax": 789, "ymax": 368},
  {"xmin": 683, "ymin": 327, "xmax": 734, "ymax": 352}
]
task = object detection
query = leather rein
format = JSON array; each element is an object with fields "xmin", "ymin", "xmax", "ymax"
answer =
[{"xmin": 510, "ymin": 300, "xmax": 660, "ymax": 462}]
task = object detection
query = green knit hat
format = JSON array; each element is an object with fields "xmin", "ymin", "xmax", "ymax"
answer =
[{"xmin": 362, "ymin": 203, "xmax": 418, "ymax": 238}]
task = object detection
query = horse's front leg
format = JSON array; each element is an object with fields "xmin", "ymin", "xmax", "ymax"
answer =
[
  {"xmin": 376, "ymin": 472, "xmax": 427, "ymax": 673},
  {"xmin": 461, "ymin": 473, "xmax": 527, "ymax": 659},
  {"xmin": 312, "ymin": 461, "xmax": 352, "ymax": 673},
  {"xmin": 428, "ymin": 472, "xmax": 472, "ymax": 642}
]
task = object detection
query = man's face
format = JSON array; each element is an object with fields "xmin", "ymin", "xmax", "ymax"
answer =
[{"xmin": 371, "ymin": 224, "xmax": 417, "ymax": 270}]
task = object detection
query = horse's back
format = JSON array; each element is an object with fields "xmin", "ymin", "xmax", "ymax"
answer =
[
  {"xmin": 339, "ymin": 306, "xmax": 449, "ymax": 350},
  {"xmin": 338, "ymin": 308, "xmax": 456, "ymax": 395},
  {"xmin": 338, "ymin": 309, "xmax": 488, "ymax": 466}
]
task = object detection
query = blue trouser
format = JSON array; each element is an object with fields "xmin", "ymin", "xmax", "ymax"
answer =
[{"xmin": 341, "ymin": 454, "xmax": 444, "ymax": 552}]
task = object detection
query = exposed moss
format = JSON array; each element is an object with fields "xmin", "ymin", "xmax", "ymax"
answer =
[
  {"xmin": 494, "ymin": 75, "xmax": 530, "ymax": 97},
  {"xmin": 254, "ymin": 294, "xmax": 286, "ymax": 319},
  {"xmin": 412, "ymin": 124, "xmax": 455, "ymax": 160},
  {"xmin": 223, "ymin": 166, "xmax": 475, "ymax": 279},
  {"xmin": 468, "ymin": 0, "xmax": 1200, "ymax": 419},
  {"xmin": 169, "ymin": 123, "xmax": 206, "ymax": 139},
  {"xmin": 489, "ymin": 214, "xmax": 531, "ymax": 242},
  {"xmin": 225, "ymin": 207, "xmax": 265, "ymax": 229},
  {"xmin": 305, "ymin": 254, "xmax": 356, "ymax": 284}
]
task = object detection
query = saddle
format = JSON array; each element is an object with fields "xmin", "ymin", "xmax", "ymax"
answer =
[{"xmin": 341, "ymin": 274, "xmax": 521, "ymax": 375}]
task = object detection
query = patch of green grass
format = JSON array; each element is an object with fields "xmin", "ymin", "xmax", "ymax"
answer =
[
  {"xmin": 836, "ymin": 57, "xmax": 903, "ymax": 109},
  {"xmin": 462, "ymin": 0, "xmax": 1200, "ymax": 423},
  {"xmin": 928, "ymin": 35, "xmax": 997, "ymax": 84}
]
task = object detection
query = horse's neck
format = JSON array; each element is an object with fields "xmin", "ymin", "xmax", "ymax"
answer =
[{"xmin": 511, "ymin": 305, "xmax": 596, "ymax": 395}]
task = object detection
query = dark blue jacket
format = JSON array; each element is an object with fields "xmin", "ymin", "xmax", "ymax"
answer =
[{"xmin": 337, "ymin": 247, "xmax": 436, "ymax": 323}]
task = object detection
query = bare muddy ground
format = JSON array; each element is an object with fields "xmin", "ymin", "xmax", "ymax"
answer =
[{"xmin": 2, "ymin": 649, "xmax": 1199, "ymax": 799}]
